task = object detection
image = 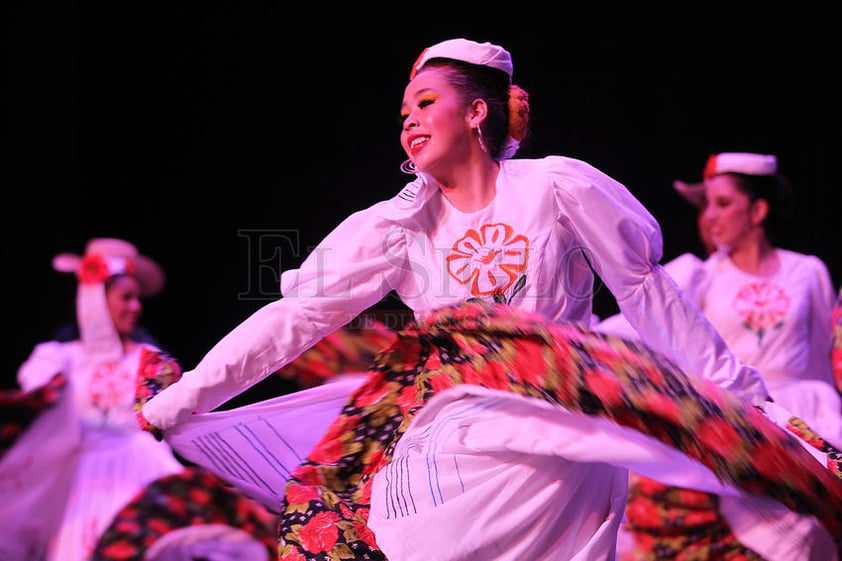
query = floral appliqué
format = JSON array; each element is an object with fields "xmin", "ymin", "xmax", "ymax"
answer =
[
  {"xmin": 90, "ymin": 361, "xmax": 134, "ymax": 422},
  {"xmin": 733, "ymin": 282, "xmax": 789, "ymax": 346},
  {"xmin": 446, "ymin": 222, "xmax": 528, "ymax": 302}
]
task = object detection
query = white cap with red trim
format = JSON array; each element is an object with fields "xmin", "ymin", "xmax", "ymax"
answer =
[
  {"xmin": 703, "ymin": 152, "xmax": 778, "ymax": 180},
  {"xmin": 410, "ymin": 38, "xmax": 513, "ymax": 80}
]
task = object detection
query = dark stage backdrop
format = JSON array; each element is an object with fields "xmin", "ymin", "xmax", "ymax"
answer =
[{"xmin": 5, "ymin": 4, "xmax": 840, "ymax": 393}]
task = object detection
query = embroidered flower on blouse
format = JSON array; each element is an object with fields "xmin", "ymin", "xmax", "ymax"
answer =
[
  {"xmin": 733, "ymin": 282, "xmax": 789, "ymax": 345},
  {"xmin": 446, "ymin": 223, "xmax": 528, "ymax": 297},
  {"xmin": 90, "ymin": 361, "xmax": 134, "ymax": 423}
]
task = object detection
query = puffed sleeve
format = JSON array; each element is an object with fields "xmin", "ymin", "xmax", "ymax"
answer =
[
  {"xmin": 17, "ymin": 341, "xmax": 68, "ymax": 392},
  {"xmin": 547, "ymin": 156, "xmax": 769, "ymax": 405},
  {"xmin": 143, "ymin": 202, "xmax": 411, "ymax": 431}
]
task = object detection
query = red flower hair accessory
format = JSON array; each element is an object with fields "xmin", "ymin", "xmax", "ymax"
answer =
[
  {"xmin": 52, "ymin": 238, "xmax": 164, "ymax": 296},
  {"xmin": 77, "ymin": 253, "xmax": 137, "ymax": 285},
  {"xmin": 702, "ymin": 152, "xmax": 778, "ymax": 180},
  {"xmin": 78, "ymin": 253, "xmax": 109, "ymax": 284}
]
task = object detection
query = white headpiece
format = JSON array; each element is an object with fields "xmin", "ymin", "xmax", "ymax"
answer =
[
  {"xmin": 673, "ymin": 152, "xmax": 779, "ymax": 208},
  {"xmin": 409, "ymin": 38, "xmax": 521, "ymax": 159},
  {"xmin": 703, "ymin": 152, "xmax": 778, "ymax": 179},
  {"xmin": 53, "ymin": 238, "xmax": 164, "ymax": 359},
  {"xmin": 409, "ymin": 38, "xmax": 513, "ymax": 80}
]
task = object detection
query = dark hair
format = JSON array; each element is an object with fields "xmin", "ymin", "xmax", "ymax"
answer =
[
  {"xmin": 105, "ymin": 273, "xmax": 135, "ymax": 292},
  {"xmin": 727, "ymin": 172, "xmax": 794, "ymax": 246},
  {"xmin": 421, "ymin": 58, "xmax": 513, "ymax": 160}
]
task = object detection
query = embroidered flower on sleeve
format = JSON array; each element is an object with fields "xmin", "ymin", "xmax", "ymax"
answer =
[
  {"xmin": 446, "ymin": 223, "xmax": 528, "ymax": 297},
  {"xmin": 733, "ymin": 282, "xmax": 789, "ymax": 345}
]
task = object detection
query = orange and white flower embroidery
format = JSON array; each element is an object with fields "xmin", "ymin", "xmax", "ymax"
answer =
[
  {"xmin": 733, "ymin": 282, "xmax": 789, "ymax": 345},
  {"xmin": 446, "ymin": 223, "xmax": 528, "ymax": 297}
]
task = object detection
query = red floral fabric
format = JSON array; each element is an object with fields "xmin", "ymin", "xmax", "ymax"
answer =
[
  {"xmin": 0, "ymin": 373, "xmax": 66, "ymax": 459},
  {"xmin": 276, "ymin": 301, "xmax": 842, "ymax": 560},
  {"xmin": 91, "ymin": 466, "xmax": 277, "ymax": 561},
  {"xmin": 274, "ymin": 321, "xmax": 397, "ymax": 389},
  {"xmin": 134, "ymin": 347, "xmax": 183, "ymax": 440},
  {"xmin": 832, "ymin": 288, "xmax": 842, "ymax": 395},
  {"xmin": 624, "ymin": 411, "xmax": 842, "ymax": 560},
  {"xmin": 623, "ymin": 474, "xmax": 764, "ymax": 561}
]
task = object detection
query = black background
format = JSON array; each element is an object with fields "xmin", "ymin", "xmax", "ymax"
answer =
[{"xmin": 5, "ymin": 3, "xmax": 840, "ymax": 391}]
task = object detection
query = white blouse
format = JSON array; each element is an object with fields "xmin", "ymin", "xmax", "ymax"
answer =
[
  {"xmin": 144, "ymin": 156, "xmax": 768, "ymax": 430},
  {"xmin": 694, "ymin": 249, "xmax": 835, "ymax": 391},
  {"xmin": 597, "ymin": 248, "xmax": 842, "ymax": 448}
]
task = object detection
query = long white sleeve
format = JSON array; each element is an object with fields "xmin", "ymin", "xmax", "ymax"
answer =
[
  {"xmin": 546, "ymin": 156, "xmax": 769, "ymax": 404},
  {"xmin": 143, "ymin": 201, "xmax": 411, "ymax": 430}
]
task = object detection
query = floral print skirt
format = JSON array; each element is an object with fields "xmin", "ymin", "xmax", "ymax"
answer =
[
  {"xmin": 91, "ymin": 465, "xmax": 278, "ymax": 561},
  {"xmin": 275, "ymin": 300, "xmax": 842, "ymax": 560}
]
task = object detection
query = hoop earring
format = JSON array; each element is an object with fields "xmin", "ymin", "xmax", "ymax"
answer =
[
  {"xmin": 476, "ymin": 126, "xmax": 487, "ymax": 153},
  {"xmin": 400, "ymin": 159, "xmax": 417, "ymax": 175}
]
